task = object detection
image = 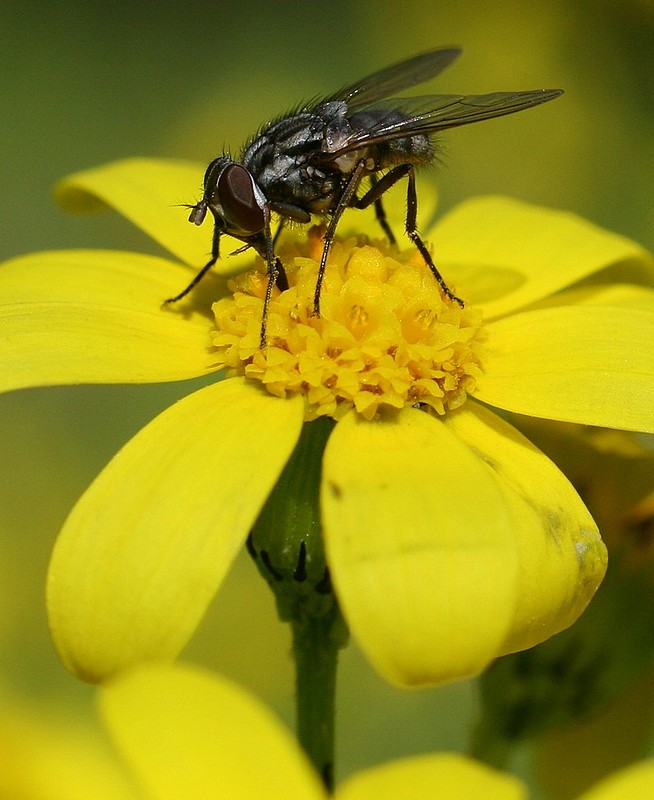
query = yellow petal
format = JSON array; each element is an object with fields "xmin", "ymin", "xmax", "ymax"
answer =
[
  {"xmin": 47, "ymin": 378, "xmax": 303, "ymax": 682},
  {"xmin": 336, "ymin": 753, "xmax": 525, "ymax": 800},
  {"xmin": 55, "ymin": 158, "xmax": 207, "ymax": 266},
  {"xmin": 536, "ymin": 283, "xmax": 654, "ymax": 312},
  {"xmin": 321, "ymin": 408, "xmax": 518, "ymax": 687},
  {"xmin": 0, "ymin": 249, "xmax": 218, "ymax": 391},
  {"xmin": 476, "ymin": 306, "xmax": 654, "ymax": 433},
  {"xmin": 54, "ymin": 157, "xmax": 256, "ymax": 275},
  {"xmin": 576, "ymin": 760, "xmax": 654, "ymax": 800},
  {"xmin": 429, "ymin": 196, "xmax": 653, "ymax": 317},
  {"xmin": 100, "ymin": 664, "xmax": 325, "ymax": 800},
  {"xmin": 445, "ymin": 404, "xmax": 607, "ymax": 653}
]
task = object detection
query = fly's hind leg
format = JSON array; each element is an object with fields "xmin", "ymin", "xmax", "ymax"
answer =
[
  {"xmin": 355, "ymin": 165, "xmax": 464, "ymax": 308},
  {"xmin": 404, "ymin": 167, "xmax": 464, "ymax": 307}
]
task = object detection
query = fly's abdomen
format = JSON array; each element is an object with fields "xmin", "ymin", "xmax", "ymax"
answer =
[{"xmin": 348, "ymin": 109, "xmax": 434, "ymax": 168}]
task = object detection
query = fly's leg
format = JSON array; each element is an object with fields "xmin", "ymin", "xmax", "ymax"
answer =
[
  {"xmin": 356, "ymin": 165, "xmax": 464, "ymax": 308},
  {"xmin": 369, "ymin": 174, "xmax": 396, "ymax": 245},
  {"xmin": 260, "ymin": 256, "xmax": 287, "ymax": 347},
  {"xmin": 313, "ymin": 159, "xmax": 366, "ymax": 316},
  {"xmin": 404, "ymin": 167, "xmax": 464, "ymax": 307},
  {"xmin": 162, "ymin": 223, "xmax": 221, "ymax": 305},
  {"xmin": 271, "ymin": 221, "xmax": 289, "ymax": 292},
  {"xmin": 260, "ymin": 205, "xmax": 289, "ymax": 347}
]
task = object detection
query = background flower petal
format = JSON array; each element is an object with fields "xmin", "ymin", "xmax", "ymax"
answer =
[
  {"xmin": 336, "ymin": 753, "xmax": 525, "ymax": 800},
  {"xmin": 0, "ymin": 699, "xmax": 139, "ymax": 800},
  {"xmin": 429, "ymin": 196, "xmax": 653, "ymax": 317},
  {"xmin": 445, "ymin": 404, "xmax": 607, "ymax": 654},
  {"xmin": 100, "ymin": 663, "xmax": 325, "ymax": 800},
  {"xmin": 476, "ymin": 306, "xmax": 654, "ymax": 433},
  {"xmin": 54, "ymin": 158, "xmax": 256, "ymax": 275},
  {"xmin": 47, "ymin": 378, "xmax": 303, "ymax": 682},
  {"xmin": 0, "ymin": 249, "xmax": 220, "ymax": 391},
  {"xmin": 321, "ymin": 408, "xmax": 519, "ymax": 687},
  {"xmin": 576, "ymin": 759, "xmax": 654, "ymax": 800}
]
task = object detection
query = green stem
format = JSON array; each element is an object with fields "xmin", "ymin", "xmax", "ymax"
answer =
[
  {"xmin": 248, "ymin": 417, "xmax": 348, "ymax": 792},
  {"xmin": 292, "ymin": 610, "xmax": 340, "ymax": 792}
]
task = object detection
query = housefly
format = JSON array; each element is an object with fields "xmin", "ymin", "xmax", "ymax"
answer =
[{"xmin": 168, "ymin": 47, "xmax": 562, "ymax": 346}]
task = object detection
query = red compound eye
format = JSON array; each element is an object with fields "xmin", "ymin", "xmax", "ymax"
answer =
[{"xmin": 218, "ymin": 164, "xmax": 264, "ymax": 235}]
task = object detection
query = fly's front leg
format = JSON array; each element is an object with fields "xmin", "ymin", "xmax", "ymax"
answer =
[
  {"xmin": 163, "ymin": 222, "xmax": 221, "ymax": 305},
  {"xmin": 404, "ymin": 167, "xmax": 464, "ymax": 307},
  {"xmin": 260, "ymin": 255, "xmax": 286, "ymax": 348},
  {"xmin": 268, "ymin": 201, "xmax": 310, "ymax": 273},
  {"xmin": 313, "ymin": 160, "xmax": 366, "ymax": 316},
  {"xmin": 260, "ymin": 206, "xmax": 289, "ymax": 348}
]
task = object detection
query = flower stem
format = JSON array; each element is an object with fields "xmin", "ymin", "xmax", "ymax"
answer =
[
  {"xmin": 248, "ymin": 417, "xmax": 348, "ymax": 792},
  {"xmin": 291, "ymin": 607, "xmax": 342, "ymax": 792}
]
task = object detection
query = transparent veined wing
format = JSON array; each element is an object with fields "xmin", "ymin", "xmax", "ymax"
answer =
[
  {"xmin": 324, "ymin": 47, "xmax": 461, "ymax": 107},
  {"xmin": 324, "ymin": 89, "xmax": 563, "ymax": 155}
]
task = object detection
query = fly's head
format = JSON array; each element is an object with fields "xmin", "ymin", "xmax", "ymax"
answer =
[{"xmin": 188, "ymin": 156, "xmax": 267, "ymax": 244}]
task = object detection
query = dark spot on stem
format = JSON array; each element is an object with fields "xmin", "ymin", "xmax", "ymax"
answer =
[
  {"xmin": 315, "ymin": 567, "xmax": 332, "ymax": 595},
  {"xmin": 260, "ymin": 550, "xmax": 283, "ymax": 581},
  {"xmin": 293, "ymin": 541, "xmax": 308, "ymax": 582}
]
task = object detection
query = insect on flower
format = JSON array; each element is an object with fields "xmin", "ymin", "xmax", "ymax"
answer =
[{"xmin": 167, "ymin": 47, "xmax": 563, "ymax": 346}]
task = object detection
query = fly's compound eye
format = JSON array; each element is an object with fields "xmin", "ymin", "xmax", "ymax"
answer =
[{"xmin": 218, "ymin": 164, "xmax": 265, "ymax": 236}]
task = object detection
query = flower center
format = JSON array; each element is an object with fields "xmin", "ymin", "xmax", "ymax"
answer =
[{"xmin": 211, "ymin": 229, "xmax": 484, "ymax": 421}]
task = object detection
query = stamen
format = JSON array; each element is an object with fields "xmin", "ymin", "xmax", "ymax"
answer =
[{"xmin": 211, "ymin": 233, "xmax": 484, "ymax": 422}]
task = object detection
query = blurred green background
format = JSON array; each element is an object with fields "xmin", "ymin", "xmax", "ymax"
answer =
[{"xmin": 2, "ymin": 0, "xmax": 653, "ymax": 795}]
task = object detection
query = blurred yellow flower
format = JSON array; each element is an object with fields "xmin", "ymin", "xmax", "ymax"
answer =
[
  {"xmin": 2, "ymin": 158, "xmax": 653, "ymax": 686},
  {"xmin": 3, "ymin": 662, "xmax": 653, "ymax": 799},
  {"xmin": 99, "ymin": 663, "xmax": 523, "ymax": 800}
]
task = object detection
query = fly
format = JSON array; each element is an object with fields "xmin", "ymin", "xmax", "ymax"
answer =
[{"xmin": 167, "ymin": 47, "xmax": 562, "ymax": 346}]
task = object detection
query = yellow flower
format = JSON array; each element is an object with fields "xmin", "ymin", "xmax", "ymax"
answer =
[{"xmin": 2, "ymin": 158, "xmax": 654, "ymax": 685}]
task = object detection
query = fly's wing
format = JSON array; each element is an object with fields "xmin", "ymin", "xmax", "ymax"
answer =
[
  {"xmin": 324, "ymin": 89, "xmax": 563, "ymax": 155},
  {"xmin": 324, "ymin": 47, "xmax": 461, "ymax": 107}
]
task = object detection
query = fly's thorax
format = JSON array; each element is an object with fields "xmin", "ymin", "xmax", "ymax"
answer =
[{"xmin": 242, "ymin": 109, "xmax": 334, "ymax": 174}]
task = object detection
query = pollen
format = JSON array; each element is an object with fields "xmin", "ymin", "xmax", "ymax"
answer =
[{"xmin": 211, "ymin": 230, "xmax": 484, "ymax": 421}]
